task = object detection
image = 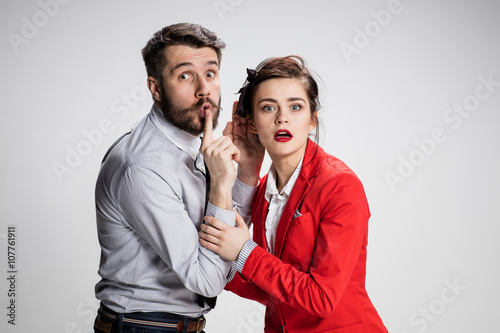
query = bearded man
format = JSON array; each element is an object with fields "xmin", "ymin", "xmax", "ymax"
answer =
[{"xmin": 93, "ymin": 23, "xmax": 263, "ymax": 333}]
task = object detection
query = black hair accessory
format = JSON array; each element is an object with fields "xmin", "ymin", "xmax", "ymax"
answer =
[{"xmin": 235, "ymin": 68, "xmax": 257, "ymax": 117}]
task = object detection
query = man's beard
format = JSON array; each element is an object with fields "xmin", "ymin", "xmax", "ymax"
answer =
[{"xmin": 159, "ymin": 86, "xmax": 221, "ymax": 136}]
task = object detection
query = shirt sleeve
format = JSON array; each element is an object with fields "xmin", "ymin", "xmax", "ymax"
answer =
[
  {"xmin": 231, "ymin": 177, "xmax": 258, "ymax": 226},
  {"xmin": 217, "ymin": 178, "xmax": 258, "ymax": 283},
  {"xmin": 206, "ymin": 202, "xmax": 236, "ymax": 227},
  {"xmin": 118, "ymin": 165, "xmax": 233, "ymax": 298}
]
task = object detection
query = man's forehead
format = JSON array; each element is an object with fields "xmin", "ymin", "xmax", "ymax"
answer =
[{"xmin": 165, "ymin": 45, "xmax": 219, "ymax": 71}]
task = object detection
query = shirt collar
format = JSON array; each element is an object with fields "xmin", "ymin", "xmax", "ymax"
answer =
[
  {"xmin": 265, "ymin": 157, "xmax": 304, "ymax": 202},
  {"xmin": 149, "ymin": 103, "xmax": 202, "ymax": 160}
]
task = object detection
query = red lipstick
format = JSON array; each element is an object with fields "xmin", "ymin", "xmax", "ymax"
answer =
[{"xmin": 274, "ymin": 129, "xmax": 293, "ymax": 142}]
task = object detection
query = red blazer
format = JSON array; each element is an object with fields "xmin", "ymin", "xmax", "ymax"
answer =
[{"xmin": 226, "ymin": 140, "xmax": 387, "ymax": 332}]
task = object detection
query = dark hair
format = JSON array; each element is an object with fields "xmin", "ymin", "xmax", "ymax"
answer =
[
  {"xmin": 239, "ymin": 56, "xmax": 321, "ymax": 141},
  {"xmin": 141, "ymin": 23, "xmax": 226, "ymax": 81}
]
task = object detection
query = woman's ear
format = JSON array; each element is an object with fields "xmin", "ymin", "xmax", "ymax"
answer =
[
  {"xmin": 147, "ymin": 76, "xmax": 162, "ymax": 102},
  {"xmin": 248, "ymin": 117, "xmax": 258, "ymax": 134},
  {"xmin": 309, "ymin": 112, "xmax": 318, "ymax": 132}
]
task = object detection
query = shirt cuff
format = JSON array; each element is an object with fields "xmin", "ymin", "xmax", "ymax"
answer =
[
  {"xmin": 205, "ymin": 202, "xmax": 236, "ymax": 227},
  {"xmin": 235, "ymin": 239, "xmax": 258, "ymax": 273},
  {"xmin": 232, "ymin": 177, "xmax": 258, "ymax": 208},
  {"xmin": 226, "ymin": 264, "xmax": 237, "ymax": 282}
]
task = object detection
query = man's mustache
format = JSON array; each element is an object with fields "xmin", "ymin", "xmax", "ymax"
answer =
[{"xmin": 187, "ymin": 98, "xmax": 222, "ymax": 112}]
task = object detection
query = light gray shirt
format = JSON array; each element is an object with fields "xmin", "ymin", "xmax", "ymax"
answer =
[{"xmin": 95, "ymin": 104, "xmax": 255, "ymax": 317}]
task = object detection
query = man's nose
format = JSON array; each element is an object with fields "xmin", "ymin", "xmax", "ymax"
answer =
[{"xmin": 195, "ymin": 77, "xmax": 210, "ymax": 98}]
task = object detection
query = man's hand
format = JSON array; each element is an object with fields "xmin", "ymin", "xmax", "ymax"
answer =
[
  {"xmin": 200, "ymin": 109, "xmax": 240, "ymax": 210},
  {"xmin": 199, "ymin": 212, "xmax": 251, "ymax": 261},
  {"xmin": 222, "ymin": 101, "xmax": 265, "ymax": 186}
]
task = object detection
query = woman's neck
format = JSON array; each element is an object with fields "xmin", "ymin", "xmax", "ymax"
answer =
[{"xmin": 269, "ymin": 149, "xmax": 306, "ymax": 193}]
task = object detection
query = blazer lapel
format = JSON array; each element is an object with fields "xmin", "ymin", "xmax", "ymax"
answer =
[
  {"xmin": 252, "ymin": 175, "xmax": 269, "ymax": 250},
  {"xmin": 274, "ymin": 173, "xmax": 311, "ymax": 257},
  {"xmin": 274, "ymin": 139, "xmax": 322, "ymax": 258}
]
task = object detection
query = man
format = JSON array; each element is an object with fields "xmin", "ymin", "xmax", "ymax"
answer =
[{"xmin": 93, "ymin": 23, "xmax": 263, "ymax": 333}]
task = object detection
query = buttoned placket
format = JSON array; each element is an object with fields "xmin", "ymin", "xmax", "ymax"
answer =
[{"xmin": 194, "ymin": 147, "xmax": 217, "ymax": 309}]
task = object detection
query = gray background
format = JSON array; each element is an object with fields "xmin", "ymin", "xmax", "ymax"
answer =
[{"xmin": 1, "ymin": 0, "xmax": 499, "ymax": 332}]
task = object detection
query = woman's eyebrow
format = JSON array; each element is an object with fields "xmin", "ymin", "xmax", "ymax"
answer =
[
  {"xmin": 288, "ymin": 97, "xmax": 306, "ymax": 102},
  {"xmin": 257, "ymin": 98, "xmax": 278, "ymax": 104},
  {"xmin": 258, "ymin": 97, "xmax": 306, "ymax": 103}
]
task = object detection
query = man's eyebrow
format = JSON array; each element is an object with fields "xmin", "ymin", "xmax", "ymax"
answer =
[
  {"xmin": 206, "ymin": 60, "xmax": 219, "ymax": 68},
  {"xmin": 171, "ymin": 60, "xmax": 219, "ymax": 72},
  {"xmin": 171, "ymin": 62, "xmax": 192, "ymax": 72}
]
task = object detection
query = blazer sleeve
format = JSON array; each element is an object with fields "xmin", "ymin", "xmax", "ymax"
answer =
[
  {"xmin": 225, "ymin": 271, "xmax": 268, "ymax": 306},
  {"xmin": 238, "ymin": 172, "xmax": 369, "ymax": 318}
]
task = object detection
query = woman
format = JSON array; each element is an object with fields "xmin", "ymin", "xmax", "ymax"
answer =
[{"xmin": 199, "ymin": 56, "xmax": 387, "ymax": 332}]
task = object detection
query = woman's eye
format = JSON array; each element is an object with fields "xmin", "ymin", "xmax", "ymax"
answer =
[
  {"xmin": 263, "ymin": 105, "xmax": 276, "ymax": 112},
  {"xmin": 291, "ymin": 104, "xmax": 301, "ymax": 111}
]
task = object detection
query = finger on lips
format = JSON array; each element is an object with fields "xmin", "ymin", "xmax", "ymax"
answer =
[{"xmin": 201, "ymin": 109, "xmax": 214, "ymax": 150}]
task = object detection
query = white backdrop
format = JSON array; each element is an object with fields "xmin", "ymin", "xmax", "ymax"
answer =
[{"xmin": 1, "ymin": 0, "xmax": 499, "ymax": 332}]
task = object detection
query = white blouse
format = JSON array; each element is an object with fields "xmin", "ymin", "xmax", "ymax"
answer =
[{"xmin": 264, "ymin": 158, "xmax": 303, "ymax": 255}]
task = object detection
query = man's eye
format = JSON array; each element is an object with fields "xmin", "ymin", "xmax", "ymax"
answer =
[
  {"xmin": 206, "ymin": 71, "xmax": 216, "ymax": 78},
  {"xmin": 179, "ymin": 73, "xmax": 191, "ymax": 80}
]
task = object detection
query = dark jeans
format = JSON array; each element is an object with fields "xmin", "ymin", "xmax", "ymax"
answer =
[{"xmin": 93, "ymin": 304, "xmax": 205, "ymax": 333}]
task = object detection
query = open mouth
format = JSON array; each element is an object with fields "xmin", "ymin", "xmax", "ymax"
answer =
[
  {"xmin": 198, "ymin": 103, "xmax": 212, "ymax": 117},
  {"xmin": 274, "ymin": 129, "xmax": 293, "ymax": 142}
]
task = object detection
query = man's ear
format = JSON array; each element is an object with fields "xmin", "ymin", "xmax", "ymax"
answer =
[
  {"xmin": 147, "ymin": 76, "xmax": 162, "ymax": 102},
  {"xmin": 248, "ymin": 117, "xmax": 258, "ymax": 134}
]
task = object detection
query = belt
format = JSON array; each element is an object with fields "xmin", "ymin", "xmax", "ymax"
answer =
[{"xmin": 98, "ymin": 306, "xmax": 206, "ymax": 332}]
